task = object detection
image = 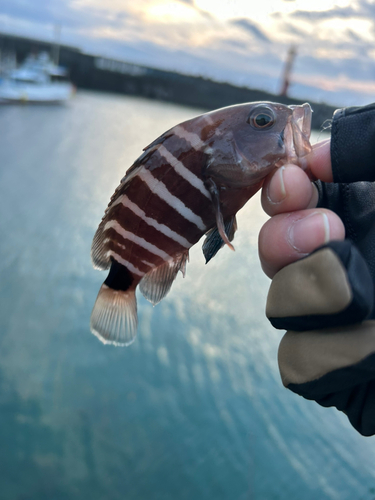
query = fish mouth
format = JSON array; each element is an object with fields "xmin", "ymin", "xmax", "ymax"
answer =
[{"xmin": 283, "ymin": 103, "xmax": 312, "ymax": 167}]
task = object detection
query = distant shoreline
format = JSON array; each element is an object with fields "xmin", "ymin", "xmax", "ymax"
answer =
[{"xmin": 0, "ymin": 32, "xmax": 336, "ymax": 130}]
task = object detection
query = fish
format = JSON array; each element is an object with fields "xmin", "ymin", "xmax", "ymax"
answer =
[{"xmin": 90, "ymin": 101, "xmax": 312, "ymax": 346}]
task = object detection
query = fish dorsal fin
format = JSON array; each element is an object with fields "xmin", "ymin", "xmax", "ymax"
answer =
[
  {"xmin": 202, "ymin": 216, "xmax": 237, "ymax": 264},
  {"xmin": 119, "ymin": 146, "xmax": 158, "ymax": 186},
  {"xmin": 91, "ymin": 128, "xmax": 177, "ymax": 272},
  {"xmin": 139, "ymin": 251, "xmax": 189, "ymax": 305},
  {"xmin": 120, "ymin": 129, "xmax": 174, "ymax": 183},
  {"xmin": 143, "ymin": 129, "xmax": 174, "ymax": 151},
  {"xmin": 91, "ymin": 219, "xmax": 111, "ymax": 270},
  {"xmin": 112, "ymin": 129, "xmax": 174, "ymax": 191}
]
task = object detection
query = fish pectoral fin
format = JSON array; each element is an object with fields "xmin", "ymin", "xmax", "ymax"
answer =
[
  {"xmin": 202, "ymin": 215, "xmax": 237, "ymax": 264},
  {"xmin": 139, "ymin": 250, "xmax": 189, "ymax": 306},
  {"xmin": 90, "ymin": 284, "xmax": 138, "ymax": 346},
  {"xmin": 205, "ymin": 177, "xmax": 235, "ymax": 252}
]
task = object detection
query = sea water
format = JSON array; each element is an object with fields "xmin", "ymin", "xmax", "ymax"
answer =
[{"xmin": 0, "ymin": 91, "xmax": 374, "ymax": 500}]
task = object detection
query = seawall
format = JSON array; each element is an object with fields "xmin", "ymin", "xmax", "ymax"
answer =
[{"xmin": 0, "ymin": 32, "xmax": 336, "ymax": 129}]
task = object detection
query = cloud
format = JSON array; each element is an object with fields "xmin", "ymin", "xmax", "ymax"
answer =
[
  {"xmin": 291, "ymin": 6, "xmax": 359, "ymax": 21},
  {"xmin": 221, "ymin": 38, "xmax": 251, "ymax": 51},
  {"xmin": 346, "ymin": 28, "xmax": 366, "ymax": 43},
  {"xmin": 1, "ymin": 0, "xmax": 80, "ymax": 27},
  {"xmin": 231, "ymin": 18, "xmax": 269, "ymax": 42},
  {"xmin": 0, "ymin": 0, "xmax": 126, "ymax": 34},
  {"xmin": 273, "ymin": 20, "xmax": 307, "ymax": 38},
  {"xmin": 1, "ymin": 0, "xmax": 375, "ymax": 107},
  {"xmin": 284, "ymin": 0, "xmax": 375, "ymax": 24}
]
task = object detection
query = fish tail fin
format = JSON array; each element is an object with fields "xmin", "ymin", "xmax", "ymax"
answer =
[
  {"xmin": 91, "ymin": 259, "xmax": 138, "ymax": 346},
  {"xmin": 90, "ymin": 284, "xmax": 137, "ymax": 346}
]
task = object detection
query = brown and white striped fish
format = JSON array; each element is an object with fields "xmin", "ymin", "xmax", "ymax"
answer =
[{"xmin": 91, "ymin": 101, "xmax": 312, "ymax": 345}]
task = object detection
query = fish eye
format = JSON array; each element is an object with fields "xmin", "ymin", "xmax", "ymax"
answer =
[{"xmin": 247, "ymin": 107, "xmax": 276, "ymax": 129}]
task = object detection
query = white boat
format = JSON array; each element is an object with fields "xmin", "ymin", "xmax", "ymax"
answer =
[{"xmin": 0, "ymin": 52, "xmax": 74, "ymax": 104}]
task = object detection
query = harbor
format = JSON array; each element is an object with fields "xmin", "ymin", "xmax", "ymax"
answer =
[{"xmin": 0, "ymin": 32, "xmax": 335, "ymax": 129}]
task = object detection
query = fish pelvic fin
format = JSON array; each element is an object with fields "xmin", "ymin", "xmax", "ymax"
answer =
[
  {"xmin": 205, "ymin": 177, "xmax": 235, "ymax": 252},
  {"xmin": 139, "ymin": 250, "xmax": 189, "ymax": 306},
  {"xmin": 90, "ymin": 260, "xmax": 138, "ymax": 346},
  {"xmin": 203, "ymin": 215, "xmax": 237, "ymax": 264}
]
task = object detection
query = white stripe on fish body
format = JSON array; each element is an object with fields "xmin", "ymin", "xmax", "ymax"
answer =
[
  {"xmin": 157, "ymin": 144, "xmax": 211, "ymax": 200},
  {"xmin": 109, "ymin": 239, "xmax": 127, "ymax": 251},
  {"xmin": 194, "ymin": 112, "xmax": 224, "ymax": 138},
  {"xmin": 91, "ymin": 101, "xmax": 314, "ymax": 347},
  {"xmin": 201, "ymin": 114, "xmax": 214, "ymax": 126},
  {"xmin": 141, "ymin": 259, "xmax": 156, "ymax": 268},
  {"xmin": 136, "ymin": 169, "xmax": 207, "ymax": 232},
  {"xmin": 105, "ymin": 250, "xmax": 146, "ymax": 276},
  {"xmin": 104, "ymin": 220, "xmax": 173, "ymax": 261},
  {"xmin": 172, "ymin": 125, "xmax": 205, "ymax": 150},
  {"xmin": 111, "ymin": 194, "xmax": 192, "ymax": 249}
]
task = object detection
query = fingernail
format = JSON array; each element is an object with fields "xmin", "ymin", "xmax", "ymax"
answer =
[
  {"xmin": 267, "ymin": 166, "xmax": 286, "ymax": 204},
  {"xmin": 288, "ymin": 212, "xmax": 330, "ymax": 253}
]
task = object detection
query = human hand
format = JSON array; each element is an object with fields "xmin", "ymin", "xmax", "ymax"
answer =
[
  {"xmin": 259, "ymin": 139, "xmax": 345, "ymax": 279},
  {"xmin": 259, "ymin": 137, "xmax": 375, "ymax": 436}
]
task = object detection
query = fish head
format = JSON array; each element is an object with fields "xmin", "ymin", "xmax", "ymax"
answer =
[{"xmin": 204, "ymin": 101, "xmax": 312, "ymax": 188}]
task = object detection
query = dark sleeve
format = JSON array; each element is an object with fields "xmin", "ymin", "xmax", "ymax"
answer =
[
  {"xmin": 331, "ymin": 102, "xmax": 375, "ymax": 183},
  {"xmin": 315, "ymin": 102, "xmax": 375, "ymax": 286}
]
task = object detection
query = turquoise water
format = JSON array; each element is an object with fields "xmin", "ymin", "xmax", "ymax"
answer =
[{"xmin": 0, "ymin": 91, "xmax": 374, "ymax": 500}]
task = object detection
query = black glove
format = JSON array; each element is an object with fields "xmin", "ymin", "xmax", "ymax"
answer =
[{"xmin": 266, "ymin": 103, "xmax": 375, "ymax": 436}]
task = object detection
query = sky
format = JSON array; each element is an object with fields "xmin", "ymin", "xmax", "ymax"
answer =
[{"xmin": 1, "ymin": 0, "xmax": 375, "ymax": 106}]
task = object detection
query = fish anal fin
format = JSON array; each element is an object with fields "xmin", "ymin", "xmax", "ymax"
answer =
[
  {"xmin": 90, "ymin": 283, "xmax": 138, "ymax": 346},
  {"xmin": 203, "ymin": 216, "xmax": 237, "ymax": 264},
  {"xmin": 205, "ymin": 177, "xmax": 235, "ymax": 252},
  {"xmin": 139, "ymin": 251, "xmax": 189, "ymax": 305}
]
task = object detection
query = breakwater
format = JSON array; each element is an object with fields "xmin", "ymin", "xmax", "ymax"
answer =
[{"xmin": 0, "ymin": 32, "xmax": 336, "ymax": 129}]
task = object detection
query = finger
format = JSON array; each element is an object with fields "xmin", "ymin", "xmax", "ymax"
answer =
[
  {"xmin": 304, "ymin": 139, "xmax": 333, "ymax": 182},
  {"xmin": 261, "ymin": 164, "xmax": 319, "ymax": 216},
  {"xmin": 258, "ymin": 208, "xmax": 345, "ymax": 278}
]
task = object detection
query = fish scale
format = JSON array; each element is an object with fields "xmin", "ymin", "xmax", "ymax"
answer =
[{"xmin": 90, "ymin": 101, "xmax": 312, "ymax": 346}]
